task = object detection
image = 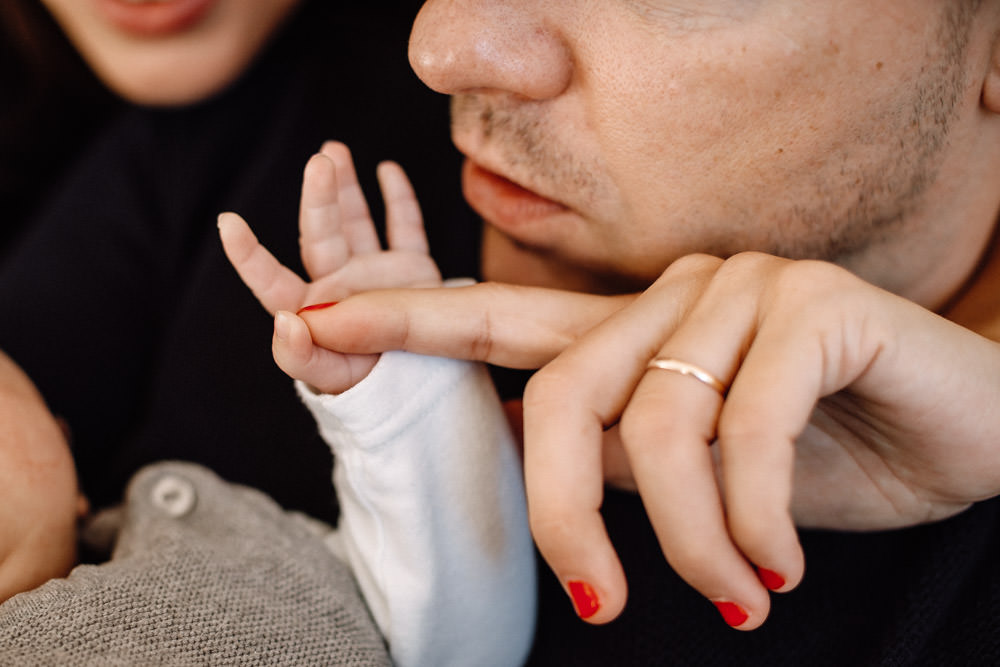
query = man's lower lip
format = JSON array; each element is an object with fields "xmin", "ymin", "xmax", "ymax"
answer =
[
  {"xmin": 95, "ymin": 0, "xmax": 217, "ymax": 36},
  {"xmin": 461, "ymin": 159, "xmax": 568, "ymax": 233}
]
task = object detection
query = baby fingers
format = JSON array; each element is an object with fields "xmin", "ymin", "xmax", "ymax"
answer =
[
  {"xmin": 299, "ymin": 152, "xmax": 351, "ymax": 279},
  {"xmin": 318, "ymin": 141, "xmax": 381, "ymax": 255},
  {"xmin": 218, "ymin": 212, "xmax": 307, "ymax": 315},
  {"xmin": 377, "ymin": 161, "xmax": 428, "ymax": 255},
  {"xmin": 272, "ymin": 310, "xmax": 379, "ymax": 395}
]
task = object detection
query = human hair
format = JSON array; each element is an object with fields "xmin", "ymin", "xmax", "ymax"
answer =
[
  {"xmin": 922, "ymin": 1, "xmax": 987, "ymax": 148},
  {"xmin": 941, "ymin": 0, "xmax": 984, "ymax": 62}
]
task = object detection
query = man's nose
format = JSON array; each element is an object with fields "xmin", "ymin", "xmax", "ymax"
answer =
[{"xmin": 409, "ymin": 0, "xmax": 572, "ymax": 100}]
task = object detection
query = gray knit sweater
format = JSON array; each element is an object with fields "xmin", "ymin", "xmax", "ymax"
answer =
[{"xmin": 0, "ymin": 462, "xmax": 390, "ymax": 666}]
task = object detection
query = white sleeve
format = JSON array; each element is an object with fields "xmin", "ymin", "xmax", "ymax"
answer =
[{"xmin": 297, "ymin": 351, "xmax": 536, "ymax": 667}]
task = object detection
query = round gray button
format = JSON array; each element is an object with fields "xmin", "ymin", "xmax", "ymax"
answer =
[{"xmin": 150, "ymin": 475, "xmax": 197, "ymax": 517}]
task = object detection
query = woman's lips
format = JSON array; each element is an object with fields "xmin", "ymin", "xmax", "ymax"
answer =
[
  {"xmin": 461, "ymin": 159, "xmax": 569, "ymax": 236},
  {"xmin": 95, "ymin": 0, "xmax": 217, "ymax": 36}
]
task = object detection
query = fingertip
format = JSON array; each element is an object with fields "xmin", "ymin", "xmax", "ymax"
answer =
[
  {"xmin": 319, "ymin": 140, "xmax": 351, "ymax": 163},
  {"xmin": 688, "ymin": 555, "xmax": 772, "ymax": 631},
  {"xmin": 217, "ymin": 212, "xmax": 257, "ymax": 265},
  {"xmin": 376, "ymin": 160, "xmax": 417, "ymax": 200},
  {"xmin": 216, "ymin": 211, "xmax": 244, "ymax": 234},
  {"xmin": 756, "ymin": 567, "xmax": 786, "ymax": 591},
  {"xmin": 563, "ymin": 575, "xmax": 627, "ymax": 625},
  {"xmin": 273, "ymin": 311, "xmax": 313, "ymax": 367},
  {"xmin": 727, "ymin": 505, "xmax": 805, "ymax": 594},
  {"xmin": 274, "ymin": 310, "xmax": 293, "ymax": 343},
  {"xmin": 530, "ymin": 505, "xmax": 629, "ymax": 625},
  {"xmin": 710, "ymin": 591, "xmax": 770, "ymax": 631},
  {"xmin": 712, "ymin": 600, "xmax": 750, "ymax": 628},
  {"xmin": 303, "ymin": 151, "xmax": 336, "ymax": 187},
  {"xmin": 567, "ymin": 579, "xmax": 601, "ymax": 620},
  {"xmin": 376, "ymin": 160, "xmax": 404, "ymax": 177},
  {"xmin": 754, "ymin": 550, "xmax": 804, "ymax": 593}
]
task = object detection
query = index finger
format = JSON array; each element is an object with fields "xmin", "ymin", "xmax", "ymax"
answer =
[{"xmin": 297, "ymin": 283, "xmax": 634, "ymax": 368}]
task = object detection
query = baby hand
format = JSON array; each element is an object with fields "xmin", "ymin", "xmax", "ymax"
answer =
[{"xmin": 219, "ymin": 141, "xmax": 441, "ymax": 393}]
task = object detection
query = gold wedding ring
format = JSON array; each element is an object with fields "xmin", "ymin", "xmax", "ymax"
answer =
[{"xmin": 646, "ymin": 358, "xmax": 727, "ymax": 395}]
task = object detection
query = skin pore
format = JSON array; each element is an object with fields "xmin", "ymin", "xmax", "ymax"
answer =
[{"xmin": 414, "ymin": 1, "xmax": 1000, "ymax": 309}]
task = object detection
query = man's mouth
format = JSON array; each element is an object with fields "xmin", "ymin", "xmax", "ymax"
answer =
[{"xmin": 461, "ymin": 159, "xmax": 570, "ymax": 240}]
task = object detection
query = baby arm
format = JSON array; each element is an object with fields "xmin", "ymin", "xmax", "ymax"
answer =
[
  {"xmin": 220, "ymin": 143, "xmax": 535, "ymax": 665},
  {"xmin": 301, "ymin": 353, "xmax": 535, "ymax": 667}
]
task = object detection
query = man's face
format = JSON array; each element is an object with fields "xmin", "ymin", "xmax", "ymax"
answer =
[{"xmin": 410, "ymin": 1, "xmax": 998, "ymax": 306}]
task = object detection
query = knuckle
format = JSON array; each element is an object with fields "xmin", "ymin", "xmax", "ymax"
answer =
[
  {"xmin": 523, "ymin": 365, "xmax": 580, "ymax": 412},
  {"xmin": 465, "ymin": 281, "xmax": 519, "ymax": 360},
  {"xmin": 395, "ymin": 305, "xmax": 416, "ymax": 350},
  {"xmin": 715, "ymin": 419, "xmax": 773, "ymax": 453},
  {"xmin": 770, "ymin": 258, "xmax": 859, "ymax": 306},
  {"xmin": 712, "ymin": 251, "xmax": 778, "ymax": 284},
  {"xmin": 659, "ymin": 252, "xmax": 722, "ymax": 281}
]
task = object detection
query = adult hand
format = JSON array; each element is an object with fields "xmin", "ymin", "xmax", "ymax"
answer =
[
  {"xmin": 0, "ymin": 351, "xmax": 82, "ymax": 601},
  {"xmin": 295, "ymin": 252, "xmax": 1000, "ymax": 629}
]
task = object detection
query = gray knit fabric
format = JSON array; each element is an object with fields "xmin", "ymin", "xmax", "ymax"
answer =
[{"xmin": 0, "ymin": 462, "xmax": 390, "ymax": 666}]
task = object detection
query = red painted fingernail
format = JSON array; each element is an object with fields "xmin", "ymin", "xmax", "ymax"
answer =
[
  {"xmin": 757, "ymin": 567, "xmax": 785, "ymax": 591},
  {"xmin": 713, "ymin": 601, "xmax": 749, "ymax": 627},
  {"xmin": 297, "ymin": 301, "xmax": 338, "ymax": 314},
  {"xmin": 567, "ymin": 580, "xmax": 600, "ymax": 619}
]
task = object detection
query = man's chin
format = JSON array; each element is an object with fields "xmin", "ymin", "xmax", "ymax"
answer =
[{"xmin": 480, "ymin": 225, "xmax": 641, "ymax": 294}]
